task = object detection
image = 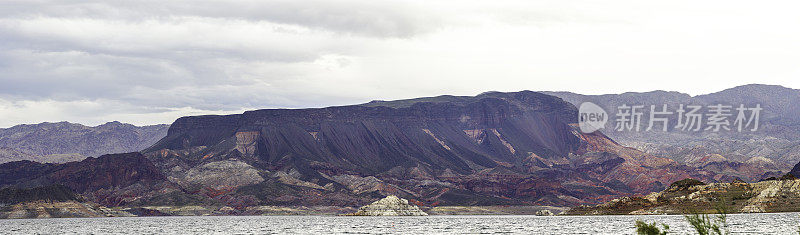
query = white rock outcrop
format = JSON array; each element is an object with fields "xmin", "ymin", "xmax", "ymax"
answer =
[
  {"xmin": 350, "ymin": 195, "xmax": 428, "ymax": 216},
  {"xmin": 535, "ymin": 209, "xmax": 554, "ymax": 216}
]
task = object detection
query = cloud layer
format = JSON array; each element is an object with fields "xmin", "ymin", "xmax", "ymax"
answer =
[{"xmin": 1, "ymin": 0, "xmax": 800, "ymax": 127}]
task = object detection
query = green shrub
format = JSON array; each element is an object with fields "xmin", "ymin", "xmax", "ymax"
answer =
[
  {"xmin": 635, "ymin": 220, "xmax": 669, "ymax": 235},
  {"xmin": 684, "ymin": 206, "xmax": 729, "ymax": 235},
  {"xmin": 633, "ymin": 202, "xmax": 734, "ymax": 235}
]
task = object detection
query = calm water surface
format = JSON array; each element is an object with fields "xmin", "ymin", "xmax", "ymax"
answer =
[{"xmin": 1, "ymin": 213, "xmax": 798, "ymax": 234}]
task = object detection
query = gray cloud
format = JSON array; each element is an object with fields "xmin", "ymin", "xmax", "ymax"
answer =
[
  {"xmin": 0, "ymin": 9, "xmax": 373, "ymax": 110},
  {"xmin": 0, "ymin": 0, "xmax": 442, "ymax": 38},
  {"xmin": 1, "ymin": 0, "xmax": 799, "ymax": 128}
]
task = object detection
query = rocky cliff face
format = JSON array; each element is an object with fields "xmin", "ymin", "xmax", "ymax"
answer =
[
  {"xmin": 565, "ymin": 178, "xmax": 800, "ymax": 215},
  {"xmin": 349, "ymin": 195, "xmax": 428, "ymax": 216},
  {"xmin": 0, "ymin": 121, "xmax": 169, "ymax": 164},
  {"xmin": 141, "ymin": 91, "xmax": 711, "ymax": 207}
]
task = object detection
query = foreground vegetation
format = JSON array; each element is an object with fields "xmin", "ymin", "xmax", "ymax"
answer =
[{"xmin": 635, "ymin": 209, "xmax": 730, "ymax": 235}]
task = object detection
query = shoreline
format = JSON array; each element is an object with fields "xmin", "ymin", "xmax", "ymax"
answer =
[
  {"xmin": 6, "ymin": 203, "xmax": 797, "ymax": 219},
  {"xmin": 2, "ymin": 211, "xmax": 798, "ymax": 220}
]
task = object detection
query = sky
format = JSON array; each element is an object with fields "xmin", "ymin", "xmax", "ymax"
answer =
[{"xmin": 1, "ymin": 0, "xmax": 799, "ymax": 127}]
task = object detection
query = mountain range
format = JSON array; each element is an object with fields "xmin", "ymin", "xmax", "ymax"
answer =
[
  {"xmin": 0, "ymin": 121, "xmax": 168, "ymax": 164},
  {"xmin": 0, "ymin": 84, "xmax": 798, "ymax": 215},
  {"xmin": 543, "ymin": 84, "xmax": 800, "ymax": 181}
]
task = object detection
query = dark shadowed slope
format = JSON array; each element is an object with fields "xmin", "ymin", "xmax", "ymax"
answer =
[{"xmin": 0, "ymin": 152, "xmax": 174, "ymax": 207}]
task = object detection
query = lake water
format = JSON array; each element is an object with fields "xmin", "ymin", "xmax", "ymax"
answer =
[{"xmin": 1, "ymin": 213, "xmax": 798, "ymax": 234}]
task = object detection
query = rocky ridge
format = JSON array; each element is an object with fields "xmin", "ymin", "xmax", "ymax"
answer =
[{"xmin": 565, "ymin": 178, "xmax": 800, "ymax": 215}]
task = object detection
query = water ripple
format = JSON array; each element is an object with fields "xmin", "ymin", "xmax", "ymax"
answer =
[{"xmin": 0, "ymin": 213, "xmax": 798, "ymax": 234}]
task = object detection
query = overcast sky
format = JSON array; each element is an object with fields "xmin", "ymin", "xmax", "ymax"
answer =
[{"xmin": 1, "ymin": 0, "xmax": 799, "ymax": 127}]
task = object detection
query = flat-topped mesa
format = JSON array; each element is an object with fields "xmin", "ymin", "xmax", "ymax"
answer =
[
  {"xmin": 140, "ymin": 90, "xmax": 708, "ymax": 208},
  {"xmin": 349, "ymin": 195, "xmax": 428, "ymax": 216}
]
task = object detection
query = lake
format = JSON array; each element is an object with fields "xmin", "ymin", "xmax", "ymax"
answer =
[{"xmin": 1, "ymin": 213, "xmax": 798, "ymax": 234}]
